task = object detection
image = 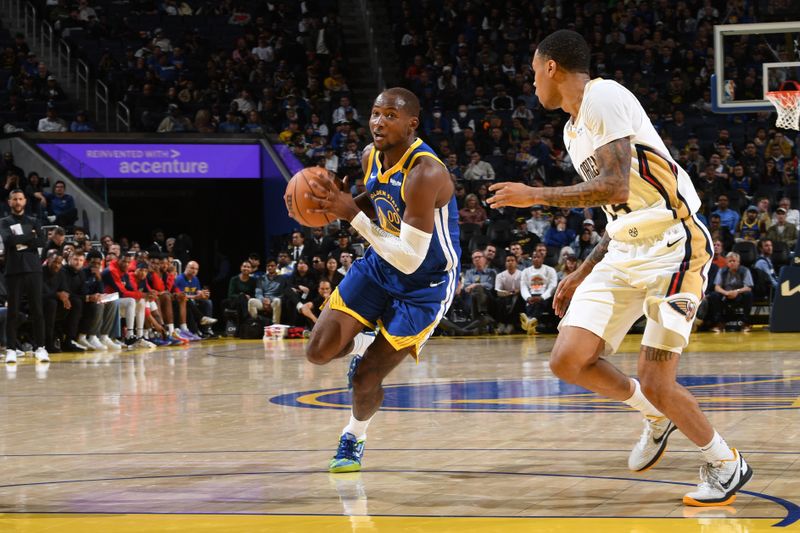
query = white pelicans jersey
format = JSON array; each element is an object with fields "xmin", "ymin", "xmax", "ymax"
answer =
[{"xmin": 563, "ymin": 79, "xmax": 701, "ymax": 242}]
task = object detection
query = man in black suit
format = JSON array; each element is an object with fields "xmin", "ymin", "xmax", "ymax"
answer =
[{"xmin": 0, "ymin": 190, "xmax": 47, "ymax": 363}]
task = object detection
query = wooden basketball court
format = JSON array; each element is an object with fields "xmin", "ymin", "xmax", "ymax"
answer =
[{"xmin": 1, "ymin": 331, "xmax": 799, "ymax": 532}]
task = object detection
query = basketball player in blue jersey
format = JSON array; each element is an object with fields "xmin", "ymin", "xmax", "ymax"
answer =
[
  {"xmin": 303, "ymin": 87, "xmax": 460, "ymax": 473},
  {"xmin": 488, "ymin": 30, "xmax": 752, "ymax": 506}
]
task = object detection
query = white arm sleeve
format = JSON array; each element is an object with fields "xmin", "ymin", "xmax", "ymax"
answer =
[{"xmin": 350, "ymin": 211, "xmax": 432, "ymax": 275}]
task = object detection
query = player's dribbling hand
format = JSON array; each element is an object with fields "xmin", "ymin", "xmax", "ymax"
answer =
[
  {"xmin": 553, "ymin": 270, "xmax": 586, "ymax": 318},
  {"xmin": 306, "ymin": 175, "xmax": 360, "ymax": 221},
  {"xmin": 487, "ymin": 182, "xmax": 537, "ymax": 208}
]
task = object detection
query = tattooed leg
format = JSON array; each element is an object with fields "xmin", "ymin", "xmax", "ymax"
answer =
[{"xmin": 637, "ymin": 345, "xmax": 714, "ymax": 446}]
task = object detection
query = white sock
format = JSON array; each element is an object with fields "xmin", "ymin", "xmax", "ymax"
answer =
[
  {"xmin": 623, "ymin": 378, "xmax": 664, "ymax": 417},
  {"xmin": 180, "ymin": 323, "xmax": 188, "ymax": 331},
  {"xmin": 77, "ymin": 334, "xmax": 87, "ymax": 343},
  {"xmin": 342, "ymin": 413, "xmax": 373, "ymax": 440},
  {"xmin": 348, "ymin": 333, "xmax": 376, "ymax": 357},
  {"xmin": 167, "ymin": 324, "xmax": 174, "ymax": 334},
  {"xmin": 700, "ymin": 431, "xmax": 735, "ymax": 463},
  {"xmin": 136, "ymin": 328, "xmax": 144, "ymax": 337}
]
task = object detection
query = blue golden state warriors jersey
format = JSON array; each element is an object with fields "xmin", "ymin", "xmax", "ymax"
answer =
[{"xmin": 362, "ymin": 138, "xmax": 461, "ymax": 292}]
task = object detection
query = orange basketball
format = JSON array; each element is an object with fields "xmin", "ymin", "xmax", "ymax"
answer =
[{"xmin": 284, "ymin": 167, "xmax": 338, "ymax": 228}]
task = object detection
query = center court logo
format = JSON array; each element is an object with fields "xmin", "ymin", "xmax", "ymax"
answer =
[{"xmin": 270, "ymin": 375, "xmax": 800, "ymax": 413}]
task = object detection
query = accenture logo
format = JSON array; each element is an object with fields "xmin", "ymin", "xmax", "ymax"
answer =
[{"xmin": 85, "ymin": 148, "xmax": 210, "ymax": 175}]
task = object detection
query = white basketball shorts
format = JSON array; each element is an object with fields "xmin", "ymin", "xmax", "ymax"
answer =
[{"xmin": 559, "ymin": 215, "xmax": 712, "ymax": 354}]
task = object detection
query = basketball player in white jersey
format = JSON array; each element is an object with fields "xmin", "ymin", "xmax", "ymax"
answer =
[{"xmin": 488, "ymin": 30, "xmax": 752, "ymax": 506}]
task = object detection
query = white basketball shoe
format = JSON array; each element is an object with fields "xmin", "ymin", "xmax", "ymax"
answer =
[
  {"xmin": 628, "ymin": 416, "xmax": 677, "ymax": 472},
  {"xmin": 683, "ymin": 449, "xmax": 753, "ymax": 506}
]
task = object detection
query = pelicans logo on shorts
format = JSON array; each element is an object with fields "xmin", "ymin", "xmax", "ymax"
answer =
[{"xmin": 668, "ymin": 298, "xmax": 697, "ymax": 321}]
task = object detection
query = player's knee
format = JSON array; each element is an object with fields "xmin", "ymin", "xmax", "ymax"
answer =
[
  {"xmin": 549, "ymin": 351, "xmax": 580, "ymax": 383},
  {"xmin": 304, "ymin": 329, "xmax": 340, "ymax": 365}
]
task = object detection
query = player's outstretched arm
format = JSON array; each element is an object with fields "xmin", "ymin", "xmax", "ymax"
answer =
[{"xmin": 487, "ymin": 137, "xmax": 631, "ymax": 209}]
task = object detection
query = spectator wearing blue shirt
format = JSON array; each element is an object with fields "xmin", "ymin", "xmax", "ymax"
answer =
[
  {"xmin": 45, "ymin": 180, "xmax": 77, "ymax": 227},
  {"xmin": 711, "ymin": 194, "xmax": 739, "ymax": 234},
  {"xmin": 543, "ymin": 215, "xmax": 576, "ymax": 249},
  {"xmin": 752, "ymin": 239, "xmax": 779, "ymax": 292},
  {"xmin": 174, "ymin": 260, "xmax": 215, "ymax": 337},
  {"xmin": 217, "ymin": 111, "xmax": 242, "ymax": 133},
  {"xmin": 70, "ymin": 110, "xmax": 95, "ymax": 132}
]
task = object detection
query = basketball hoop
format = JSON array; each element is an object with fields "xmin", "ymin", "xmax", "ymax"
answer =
[{"xmin": 766, "ymin": 81, "xmax": 800, "ymax": 130}]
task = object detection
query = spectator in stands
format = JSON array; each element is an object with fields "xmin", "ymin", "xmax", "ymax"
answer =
[
  {"xmin": 766, "ymin": 207, "xmax": 798, "ymax": 249},
  {"xmin": 557, "ymin": 253, "xmax": 579, "ymax": 282},
  {"xmin": 543, "ymin": 215, "xmax": 576, "ymax": 249},
  {"xmin": 707, "ymin": 252, "xmax": 753, "ymax": 333},
  {"xmin": 145, "ymin": 254, "xmax": 182, "ymax": 344},
  {"xmin": 41, "ymin": 251, "xmax": 73, "ymax": 353},
  {"xmin": 275, "ymin": 250, "xmax": 294, "ymax": 276},
  {"xmin": 329, "ymin": 231, "xmax": 355, "ymax": 261},
  {"xmin": 337, "ymin": 251, "xmax": 353, "ymax": 276},
  {"xmin": 711, "ymin": 239, "xmax": 727, "ymax": 269},
  {"xmin": 60, "ymin": 251, "xmax": 93, "ymax": 350},
  {"xmin": 24, "ymin": 172, "xmax": 47, "ymax": 218},
  {"xmin": 459, "ymin": 194, "xmax": 487, "ymax": 225},
  {"xmin": 773, "ymin": 197, "xmax": 800, "ymax": 229},
  {"xmin": 225, "ymin": 260, "xmax": 257, "ymax": 324},
  {"xmin": 1, "ymin": 153, "xmax": 24, "ymax": 183},
  {"xmin": 68, "ymin": 109, "xmax": 95, "ymax": 133},
  {"xmin": 464, "ymin": 152, "xmax": 496, "ymax": 184},
  {"xmin": 526, "ymin": 206, "xmax": 550, "ymax": 239},
  {"xmin": 288, "ymin": 230, "xmax": 313, "ymax": 262},
  {"xmin": 103, "ymin": 254, "xmax": 153, "ymax": 348},
  {"xmin": 711, "ymin": 194, "xmax": 739, "ymax": 234},
  {"xmin": 321, "ymin": 256, "xmax": 344, "ymax": 289},
  {"xmin": 77, "ymin": 250, "xmax": 121, "ymax": 351},
  {"xmin": 299, "ymin": 279, "xmax": 332, "ymax": 329},
  {"xmin": 519, "ymin": 248, "xmax": 558, "ymax": 335},
  {"xmin": 332, "ymin": 96, "xmax": 358, "ymax": 125},
  {"xmin": 174, "ymin": 260, "xmax": 215, "ymax": 338},
  {"xmin": 508, "ymin": 241, "xmax": 531, "ymax": 269},
  {"xmin": 248, "ymin": 258, "xmax": 287, "ymax": 325},
  {"xmin": 708, "ymin": 213, "xmax": 734, "ymax": 252},
  {"xmin": 157, "ymin": 104, "xmax": 193, "ymax": 132},
  {"xmin": 459, "ymin": 249, "xmax": 496, "ymax": 329},
  {"xmin": 41, "ymin": 226, "xmax": 66, "ymax": 259},
  {"xmin": 494, "ymin": 254, "xmax": 523, "ymax": 334},
  {"xmin": 37, "ymin": 102, "xmax": 67, "ymax": 132},
  {"xmin": 735, "ymin": 206, "xmax": 766, "ymax": 242},
  {"xmin": 45, "ymin": 180, "xmax": 78, "ymax": 228},
  {"xmin": 484, "ymin": 243, "xmax": 504, "ymax": 271},
  {"xmin": 753, "ymin": 239, "xmax": 780, "ymax": 293}
]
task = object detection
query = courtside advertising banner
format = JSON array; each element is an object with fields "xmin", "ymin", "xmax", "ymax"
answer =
[{"xmin": 38, "ymin": 143, "xmax": 261, "ymax": 179}]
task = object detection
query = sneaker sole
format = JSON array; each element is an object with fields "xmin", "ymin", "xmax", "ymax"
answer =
[
  {"xmin": 632, "ymin": 422, "xmax": 678, "ymax": 473},
  {"xmin": 682, "ymin": 463, "xmax": 754, "ymax": 507},
  {"xmin": 329, "ymin": 462, "xmax": 362, "ymax": 473}
]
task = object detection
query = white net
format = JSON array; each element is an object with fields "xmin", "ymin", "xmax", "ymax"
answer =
[{"xmin": 766, "ymin": 81, "xmax": 800, "ymax": 131}]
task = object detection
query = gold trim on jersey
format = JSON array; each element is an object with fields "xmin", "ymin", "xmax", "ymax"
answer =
[
  {"xmin": 374, "ymin": 138, "xmax": 423, "ymax": 183},
  {"xmin": 362, "ymin": 147, "xmax": 376, "ymax": 184},
  {"xmin": 666, "ymin": 216, "xmax": 712, "ymax": 299},
  {"xmin": 400, "ymin": 151, "xmax": 446, "ymax": 202},
  {"xmin": 632, "ymin": 144, "xmax": 691, "ymax": 220}
]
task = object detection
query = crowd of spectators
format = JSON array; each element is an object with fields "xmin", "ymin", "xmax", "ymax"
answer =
[
  {"xmin": 2, "ymin": 1, "xmax": 800, "ymax": 340},
  {"xmin": 0, "ymin": 214, "xmax": 220, "ymax": 359}
]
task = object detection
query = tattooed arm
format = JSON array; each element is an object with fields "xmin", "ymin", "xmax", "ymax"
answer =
[
  {"xmin": 578, "ymin": 231, "xmax": 611, "ymax": 274},
  {"xmin": 487, "ymin": 137, "xmax": 631, "ymax": 209}
]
